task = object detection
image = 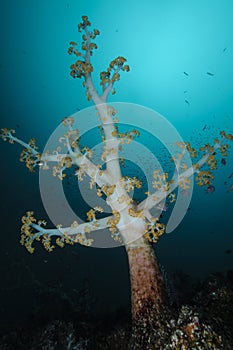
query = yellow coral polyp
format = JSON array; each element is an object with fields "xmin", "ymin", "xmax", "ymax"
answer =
[
  {"xmin": 70, "ymin": 60, "xmax": 93, "ymax": 79},
  {"xmin": 109, "ymin": 56, "xmax": 126, "ymax": 69},
  {"xmin": 94, "ymin": 206, "xmax": 104, "ymax": 213},
  {"xmin": 96, "ymin": 188, "xmax": 102, "ymax": 197},
  {"xmin": 87, "ymin": 209, "xmax": 96, "ymax": 221},
  {"xmin": 128, "ymin": 207, "xmax": 144, "ymax": 219},
  {"xmin": 99, "ymin": 56, "xmax": 129, "ymax": 90},
  {"xmin": 186, "ymin": 143, "xmax": 197, "ymax": 158},
  {"xmin": 56, "ymin": 237, "xmax": 65, "ymax": 248},
  {"xmin": 207, "ymin": 160, "xmax": 217, "ymax": 170},
  {"xmin": 52, "ymin": 166, "xmax": 66, "ymax": 180},
  {"xmin": 93, "ymin": 29, "xmax": 100, "ymax": 35},
  {"xmin": 144, "ymin": 218, "xmax": 166, "ymax": 243},
  {"xmin": 112, "ymin": 72, "xmax": 120, "ymax": 82},
  {"xmin": 123, "ymin": 65, "xmax": 130, "ymax": 72},
  {"xmin": 226, "ymin": 133, "xmax": 233, "ymax": 141},
  {"xmin": 195, "ymin": 171, "xmax": 214, "ymax": 186},
  {"xmin": 112, "ymin": 128, "xmax": 140, "ymax": 145},
  {"xmin": 19, "ymin": 149, "xmax": 35, "ymax": 172},
  {"xmin": 78, "ymin": 16, "xmax": 91, "ymax": 32},
  {"xmin": 28, "ymin": 138, "xmax": 38, "ymax": 149},
  {"xmin": 62, "ymin": 116, "xmax": 74, "ymax": 126},
  {"xmin": 220, "ymin": 144, "xmax": 228, "ymax": 157},
  {"xmin": 86, "ymin": 206, "xmax": 103, "ymax": 222},
  {"xmin": 168, "ymin": 192, "xmax": 177, "ymax": 203},
  {"xmin": 21, "ymin": 211, "xmax": 36, "ymax": 225},
  {"xmin": 75, "ymin": 164, "xmax": 88, "ymax": 181},
  {"xmin": 100, "ymin": 71, "xmax": 111, "ymax": 85},
  {"xmin": 59, "ymin": 156, "xmax": 72, "ymax": 168},
  {"xmin": 42, "ymin": 235, "xmax": 55, "ymax": 252},
  {"xmin": 152, "ymin": 180, "xmax": 162, "ymax": 190},
  {"xmin": 0, "ymin": 128, "xmax": 16, "ymax": 142},
  {"xmin": 107, "ymin": 210, "xmax": 121, "ymax": 234},
  {"xmin": 152, "ymin": 170, "xmax": 170, "ymax": 191},
  {"xmin": 101, "ymin": 184, "xmax": 116, "ymax": 197},
  {"xmin": 121, "ymin": 176, "xmax": 142, "ymax": 192},
  {"xmin": 179, "ymin": 176, "xmax": 191, "ymax": 190},
  {"xmin": 118, "ymin": 195, "xmax": 133, "ymax": 205},
  {"xmin": 174, "ymin": 141, "xmax": 186, "ymax": 149}
]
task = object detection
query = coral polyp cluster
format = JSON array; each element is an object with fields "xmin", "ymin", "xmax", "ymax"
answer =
[{"xmin": 68, "ymin": 15, "xmax": 130, "ymax": 99}]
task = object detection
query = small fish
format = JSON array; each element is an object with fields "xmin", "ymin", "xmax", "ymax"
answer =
[
  {"xmin": 206, "ymin": 72, "xmax": 214, "ymax": 76},
  {"xmin": 221, "ymin": 158, "xmax": 226, "ymax": 165},
  {"xmin": 223, "ymin": 47, "xmax": 227, "ymax": 52},
  {"xmin": 184, "ymin": 90, "xmax": 188, "ymax": 93},
  {"xmin": 37, "ymin": 161, "xmax": 44, "ymax": 168},
  {"xmin": 205, "ymin": 185, "xmax": 215, "ymax": 194},
  {"xmin": 225, "ymin": 249, "xmax": 232, "ymax": 254},
  {"xmin": 228, "ymin": 184, "xmax": 233, "ymax": 192},
  {"xmin": 183, "ymin": 72, "xmax": 189, "ymax": 76},
  {"xmin": 185, "ymin": 99, "xmax": 190, "ymax": 106},
  {"xmin": 228, "ymin": 173, "xmax": 233, "ymax": 179},
  {"xmin": 67, "ymin": 3, "xmax": 69, "ymax": 7},
  {"xmin": 203, "ymin": 124, "xmax": 207, "ymax": 131}
]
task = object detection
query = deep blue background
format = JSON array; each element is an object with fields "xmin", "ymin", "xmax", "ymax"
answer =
[{"xmin": 0, "ymin": 0, "xmax": 232, "ymax": 331}]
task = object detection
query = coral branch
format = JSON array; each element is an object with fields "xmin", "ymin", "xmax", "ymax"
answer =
[
  {"xmin": 68, "ymin": 16, "xmax": 130, "ymax": 183},
  {"xmin": 0, "ymin": 124, "xmax": 111, "ymax": 187},
  {"xmin": 1, "ymin": 128, "xmax": 41, "ymax": 171},
  {"xmin": 138, "ymin": 134, "xmax": 230, "ymax": 213},
  {"xmin": 20, "ymin": 211, "xmax": 112, "ymax": 253},
  {"xmin": 100, "ymin": 56, "xmax": 130, "ymax": 101},
  {"xmin": 69, "ymin": 16, "xmax": 101, "ymax": 105}
]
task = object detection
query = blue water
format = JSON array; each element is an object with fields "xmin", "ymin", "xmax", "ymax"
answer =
[{"xmin": 0, "ymin": 0, "xmax": 232, "ymax": 330}]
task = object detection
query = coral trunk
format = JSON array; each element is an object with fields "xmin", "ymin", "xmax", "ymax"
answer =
[
  {"xmin": 126, "ymin": 238, "xmax": 167, "ymax": 321},
  {"xmin": 124, "ymin": 233, "xmax": 169, "ymax": 349}
]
